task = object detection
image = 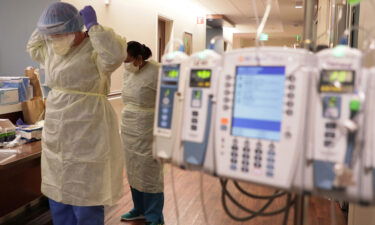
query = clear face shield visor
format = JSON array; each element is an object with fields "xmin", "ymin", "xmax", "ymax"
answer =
[{"xmin": 44, "ymin": 33, "xmax": 76, "ymax": 56}]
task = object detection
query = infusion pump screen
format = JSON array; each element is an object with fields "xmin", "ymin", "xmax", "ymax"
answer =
[
  {"xmin": 319, "ymin": 70, "xmax": 355, "ymax": 93},
  {"xmin": 190, "ymin": 69, "xmax": 212, "ymax": 88},
  {"xmin": 162, "ymin": 65, "xmax": 180, "ymax": 79},
  {"xmin": 231, "ymin": 66, "xmax": 286, "ymax": 141}
]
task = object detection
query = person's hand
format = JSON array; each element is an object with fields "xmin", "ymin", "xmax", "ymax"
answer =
[{"xmin": 79, "ymin": 6, "xmax": 98, "ymax": 31}]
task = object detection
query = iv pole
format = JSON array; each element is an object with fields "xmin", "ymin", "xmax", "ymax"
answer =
[
  {"xmin": 294, "ymin": 1, "xmax": 318, "ymax": 225},
  {"xmin": 303, "ymin": 0, "xmax": 318, "ymax": 50}
]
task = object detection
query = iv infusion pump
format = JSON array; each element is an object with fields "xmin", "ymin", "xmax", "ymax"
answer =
[
  {"xmin": 181, "ymin": 49, "xmax": 222, "ymax": 173},
  {"xmin": 301, "ymin": 46, "xmax": 366, "ymax": 202},
  {"xmin": 214, "ymin": 47, "xmax": 312, "ymax": 189},
  {"xmin": 153, "ymin": 45, "xmax": 375, "ymax": 205},
  {"xmin": 153, "ymin": 51, "xmax": 188, "ymax": 163}
]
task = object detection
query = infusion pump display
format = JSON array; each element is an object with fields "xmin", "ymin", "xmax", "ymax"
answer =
[
  {"xmin": 319, "ymin": 70, "xmax": 355, "ymax": 93},
  {"xmin": 232, "ymin": 66, "xmax": 285, "ymax": 141},
  {"xmin": 215, "ymin": 48, "xmax": 310, "ymax": 189},
  {"xmin": 190, "ymin": 69, "xmax": 212, "ymax": 88}
]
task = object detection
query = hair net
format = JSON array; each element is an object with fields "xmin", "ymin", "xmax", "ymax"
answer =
[{"xmin": 37, "ymin": 2, "xmax": 83, "ymax": 35}]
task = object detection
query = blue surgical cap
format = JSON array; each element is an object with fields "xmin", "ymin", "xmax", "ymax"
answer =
[{"xmin": 37, "ymin": 2, "xmax": 83, "ymax": 35}]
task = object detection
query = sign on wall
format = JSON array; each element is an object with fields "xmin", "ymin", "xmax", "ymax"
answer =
[{"xmin": 197, "ymin": 17, "xmax": 205, "ymax": 24}]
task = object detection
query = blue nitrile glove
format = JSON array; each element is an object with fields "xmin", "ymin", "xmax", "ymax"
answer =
[{"xmin": 79, "ymin": 6, "xmax": 98, "ymax": 31}]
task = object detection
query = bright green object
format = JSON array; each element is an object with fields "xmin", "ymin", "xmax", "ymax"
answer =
[
  {"xmin": 347, "ymin": 0, "xmax": 362, "ymax": 5},
  {"xmin": 194, "ymin": 90, "xmax": 202, "ymax": 99},
  {"xmin": 164, "ymin": 89, "xmax": 170, "ymax": 97},
  {"xmin": 333, "ymin": 45, "xmax": 347, "ymax": 58},
  {"xmin": 197, "ymin": 70, "xmax": 211, "ymax": 79},
  {"xmin": 121, "ymin": 209, "xmax": 145, "ymax": 221},
  {"xmin": 259, "ymin": 33, "xmax": 269, "ymax": 41},
  {"xmin": 168, "ymin": 70, "xmax": 179, "ymax": 78},
  {"xmin": 350, "ymin": 100, "xmax": 361, "ymax": 112},
  {"xmin": 329, "ymin": 71, "xmax": 349, "ymax": 82}
]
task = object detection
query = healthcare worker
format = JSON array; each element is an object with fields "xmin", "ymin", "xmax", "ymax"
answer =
[
  {"xmin": 120, "ymin": 41, "xmax": 164, "ymax": 225},
  {"xmin": 26, "ymin": 3, "xmax": 126, "ymax": 225}
]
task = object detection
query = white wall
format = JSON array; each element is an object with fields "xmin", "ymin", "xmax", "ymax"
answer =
[
  {"xmin": 358, "ymin": 0, "xmax": 375, "ymax": 67},
  {"xmin": 316, "ymin": 0, "xmax": 331, "ymax": 46},
  {"xmin": 64, "ymin": 0, "xmax": 210, "ymax": 92},
  {"xmin": 0, "ymin": 0, "xmax": 57, "ymax": 76},
  {"xmin": 223, "ymin": 27, "xmax": 237, "ymax": 49}
]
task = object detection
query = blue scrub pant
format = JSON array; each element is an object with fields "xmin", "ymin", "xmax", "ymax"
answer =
[
  {"xmin": 131, "ymin": 187, "xmax": 164, "ymax": 223},
  {"xmin": 48, "ymin": 199, "xmax": 104, "ymax": 225}
]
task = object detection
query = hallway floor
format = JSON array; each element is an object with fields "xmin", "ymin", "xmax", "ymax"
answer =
[{"xmin": 105, "ymin": 165, "xmax": 347, "ymax": 225}]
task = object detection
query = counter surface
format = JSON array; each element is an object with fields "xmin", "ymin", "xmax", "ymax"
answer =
[{"xmin": 0, "ymin": 141, "xmax": 41, "ymax": 170}]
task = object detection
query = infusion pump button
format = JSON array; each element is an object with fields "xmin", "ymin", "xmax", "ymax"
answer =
[
  {"xmin": 288, "ymin": 75, "xmax": 296, "ymax": 82},
  {"xmin": 285, "ymin": 132, "xmax": 292, "ymax": 138},
  {"xmin": 325, "ymin": 123, "xmax": 337, "ymax": 129},
  {"xmin": 162, "ymin": 98, "xmax": 170, "ymax": 105},
  {"xmin": 221, "ymin": 125, "xmax": 227, "ymax": 131},
  {"xmin": 324, "ymin": 140, "xmax": 333, "ymax": 147},
  {"xmin": 325, "ymin": 132, "xmax": 335, "ymax": 138}
]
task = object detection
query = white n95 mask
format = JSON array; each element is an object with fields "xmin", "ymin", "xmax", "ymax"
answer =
[
  {"xmin": 50, "ymin": 34, "xmax": 75, "ymax": 56},
  {"xmin": 124, "ymin": 62, "xmax": 140, "ymax": 73}
]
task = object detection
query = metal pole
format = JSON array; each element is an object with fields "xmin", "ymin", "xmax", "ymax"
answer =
[
  {"xmin": 303, "ymin": 0, "xmax": 317, "ymax": 50},
  {"xmin": 294, "ymin": 194, "xmax": 305, "ymax": 225}
]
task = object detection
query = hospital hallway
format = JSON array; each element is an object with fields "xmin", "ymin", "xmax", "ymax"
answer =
[
  {"xmin": 104, "ymin": 165, "xmax": 347, "ymax": 225},
  {"xmin": 3, "ymin": 0, "xmax": 375, "ymax": 224}
]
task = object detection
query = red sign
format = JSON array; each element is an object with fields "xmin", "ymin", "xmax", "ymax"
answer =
[{"xmin": 197, "ymin": 17, "xmax": 205, "ymax": 24}]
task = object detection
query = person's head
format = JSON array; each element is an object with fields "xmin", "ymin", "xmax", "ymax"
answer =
[
  {"xmin": 37, "ymin": 2, "xmax": 85, "ymax": 55},
  {"xmin": 124, "ymin": 41, "xmax": 152, "ymax": 72}
]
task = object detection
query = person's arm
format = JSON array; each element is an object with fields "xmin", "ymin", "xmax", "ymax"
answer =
[
  {"xmin": 147, "ymin": 62, "xmax": 160, "ymax": 91},
  {"xmin": 89, "ymin": 25, "xmax": 127, "ymax": 73},
  {"xmin": 26, "ymin": 29, "xmax": 47, "ymax": 65},
  {"xmin": 80, "ymin": 5, "xmax": 126, "ymax": 74}
]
